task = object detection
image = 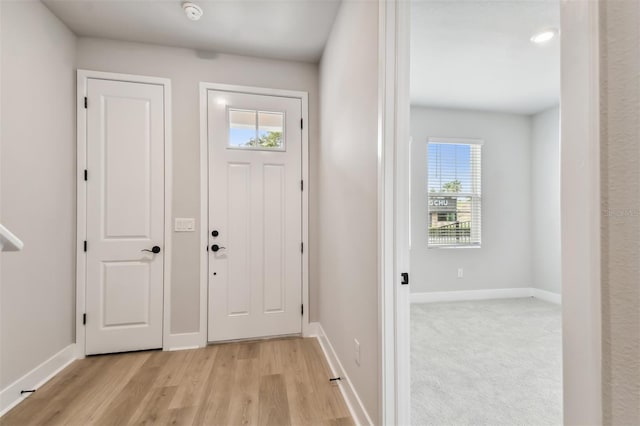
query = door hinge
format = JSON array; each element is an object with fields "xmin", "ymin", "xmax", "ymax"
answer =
[
  {"xmin": 401, "ymin": 272, "xmax": 409, "ymax": 285},
  {"xmin": 83, "ymin": 240, "xmax": 87, "ymax": 252},
  {"xmin": 84, "ymin": 169, "xmax": 88, "ymax": 181},
  {"xmin": 300, "ymin": 118, "xmax": 303, "ymax": 129},
  {"xmin": 84, "ymin": 97, "xmax": 88, "ymax": 109},
  {"xmin": 301, "ymin": 180, "xmax": 304, "ymax": 191},
  {"xmin": 301, "ymin": 242, "xmax": 304, "ymax": 253},
  {"xmin": 82, "ymin": 313, "xmax": 86, "ymax": 325},
  {"xmin": 301, "ymin": 304, "xmax": 304, "ymax": 316}
]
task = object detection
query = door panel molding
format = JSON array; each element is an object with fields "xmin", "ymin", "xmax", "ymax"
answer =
[
  {"xmin": 199, "ymin": 83, "xmax": 310, "ymax": 346},
  {"xmin": 76, "ymin": 69, "xmax": 172, "ymax": 357}
]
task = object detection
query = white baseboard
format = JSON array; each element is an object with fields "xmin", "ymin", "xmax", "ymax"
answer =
[
  {"xmin": 304, "ymin": 321, "xmax": 320, "ymax": 337},
  {"xmin": 531, "ymin": 288, "xmax": 562, "ymax": 304},
  {"xmin": 315, "ymin": 324, "xmax": 373, "ymax": 426},
  {"xmin": 163, "ymin": 332, "xmax": 204, "ymax": 351},
  {"xmin": 411, "ymin": 287, "xmax": 533, "ymax": 303},
  {"xmin": 0, "ymin": 343, "xmax": 77, "ymax": 417},
  {"xmin": 411, "ymin": 287, "xmax": 561, "ymax": 305}
]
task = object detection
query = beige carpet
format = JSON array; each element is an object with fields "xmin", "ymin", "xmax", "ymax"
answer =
[{"xmin": 411, "ymin": 297, "xmax": 562, "ymax": 426}]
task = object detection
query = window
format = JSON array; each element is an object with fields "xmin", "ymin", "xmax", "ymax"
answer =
[
  {"xmin": 427, "ymin": 138, "xmax": 482, "ymax": 247},
  {"xmin": 228, "ymin": 109, "xmax": 285, "ymax": 150}
]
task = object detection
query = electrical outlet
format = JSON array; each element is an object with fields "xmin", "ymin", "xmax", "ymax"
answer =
[
  {"xmin": 457, "ymin": 268, "xmax": 464, "ymax": 278},
  {"xmin": 354, "ymin": 338, "xmax": 361, "ymax": 366}
]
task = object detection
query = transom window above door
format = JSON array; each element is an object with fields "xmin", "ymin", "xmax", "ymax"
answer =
[{"xmin": 228, "ymin": 108, "xmax": 285, "ymax": 150}]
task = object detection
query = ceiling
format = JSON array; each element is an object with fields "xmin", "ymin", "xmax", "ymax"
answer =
[
  {"xmin": 411, "ymin": 0, "xmax": 560, "ymax": 115},
  {"xmin": 43, "ymin": 0, "xmax": 341, "ymax": 63}
]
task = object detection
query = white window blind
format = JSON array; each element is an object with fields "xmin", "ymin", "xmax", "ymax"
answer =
[{"xmin": 427, "ymin": 138, "xmax": 482, "ymax": 247}]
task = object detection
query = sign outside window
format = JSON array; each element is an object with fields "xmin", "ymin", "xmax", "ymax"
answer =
[{"xmin": 428, "ymin": 196, "xmax": 458, "ymax": 212}]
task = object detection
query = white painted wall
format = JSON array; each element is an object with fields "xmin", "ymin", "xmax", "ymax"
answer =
[
  {"xmin": 410, "ymin": 107, "xmax": 532, "ymax": 293},
  {"xmin": 531, "ymin": 106, "xmax": 560, "ymax": 294},
  {"xmin": 600, "ymin": 0, "xmax": 640, "ymax": 422},
  {"xmin": 76, "ymin": 38, "xmax": 319, "ymax": 334},
  {"xmin": 0, "ymin": 2, "xmax": 77, "ymax": 389},
  {"xmin": 317, "ymin": 0, "xmax": 379, "ymax": 422}
]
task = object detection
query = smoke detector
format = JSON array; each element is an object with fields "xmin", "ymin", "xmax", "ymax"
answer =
[{"xmin": 182, "ymin": 2, "xmax": 203, "ymax": 21}]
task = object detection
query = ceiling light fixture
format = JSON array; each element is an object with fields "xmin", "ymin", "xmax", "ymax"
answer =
[
  {"xmin": 530, "ymin": 28, "xmax": 558, "ymax": 44},
  {"xmin": 182, "ymin": 2, "xmax": 203, "ymax": 21}
]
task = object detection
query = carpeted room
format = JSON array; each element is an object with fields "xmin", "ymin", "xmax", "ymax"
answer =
[{"xmin": 409, "ymin": 0, "xmax": 561, "ymax": 424}]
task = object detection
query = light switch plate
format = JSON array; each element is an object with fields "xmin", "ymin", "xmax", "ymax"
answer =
[{"xmin": 174, "ymin": 218, "xmax": 195, "ymax": 232}]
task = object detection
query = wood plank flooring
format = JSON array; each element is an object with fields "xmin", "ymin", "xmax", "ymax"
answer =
[{"xmin": 0, "ymin": 338, "xmax": 353, "ymax": 426}]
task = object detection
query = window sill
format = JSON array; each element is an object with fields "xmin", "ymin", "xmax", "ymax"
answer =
[{"xmin": 427, "ymin": 245, "xmax": 481, "ymax": 250}]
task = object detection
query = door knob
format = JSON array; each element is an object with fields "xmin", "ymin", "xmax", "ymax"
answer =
[
  {"xmin": 142, "ymin": 246, "xmax": 161, "ymax": 254},
  {"xmin": 211, "ymin": 244, "xmax": 226, "ymax": 252}
]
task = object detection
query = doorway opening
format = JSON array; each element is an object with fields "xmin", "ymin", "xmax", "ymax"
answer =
[
  {"xmin": 408, "ymin": 2, "xmax": 561, "ymax": 423},
  {"xmin": 379, "ymin": 0, "xmax": 604, "ymax": 424}
]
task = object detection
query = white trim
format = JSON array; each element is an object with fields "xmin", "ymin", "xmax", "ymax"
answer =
[
  {"xmin": 315, "ymin": 324, "xmax": 373, "ymax": 426},
  {"xmin": 198, "ymin": 82, "xmax": 311, "ymax": 345},
  {"xmin": 305, "ymin": 321, "xmax": 321, "ymax": 338},
  {"xmin": 198, "ymin": 82, "xmax": 209, "ymax": 348},
  {"xmin": 199, "ymin": 82, "xmax": 308, "ymax": 102},
  {"xmin": 532, "ymin": 288, "xmax": 562, "ymax": 305},
  {"xmin": 411, "ymin": 288, "xmax": 533, "ymax": 304},
  {"xmin": 75, "ymin": 72, "xmax": 88, "ymax": 358},
  {"xmin": 394, "ymin": 1, "xmax": 412, "ymax": 424},
  {"xmin": 378, "ymin": 0, "xmax": 411, "ymax": 424},
  {"xmin": 300, "ymin": 93, "xmax": 311, "ymax": 338},
  {"xmin": 560, "ymin": 1, "xmax": 602, "ymax": 423},
  {"xmin": 0, "ymin": 344, "xmax": 76, "ymax": 416},
  {"xmin": 378, "ymin": 1, "xmax": 394, "ymax": 424},
  {"xmin": 163, "ymin": 332, "xmax": 203, "ymax": 351},
  {"xmin": 427, "ymin": 137, "xmax": 485, "ymax": 146},
  {"xmin": 163, "ymin": 80, "xmax": 174, "ymax": 354},
  {"xmin": 410, "ymin": 288, "xmax": 562, "ymax": 304},
  {"xmin": 76, "ymin": 70, "xmax": 173, "ymax": 356},
  {"xmin": 428, "ymin": 244, "xmax": 481, "ymax": 249}
]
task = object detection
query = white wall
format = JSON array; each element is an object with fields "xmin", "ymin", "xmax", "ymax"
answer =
[
  {"xmin": 0, "ymin": 1, "xmax": 77, "ymax": 389},
  {"xmin": 318, "ymin": 0, "xmax": 379, "ymax": 422},
  {"xmin": 531, "ymin": 106, "xmax": 560, "ymax": 294},
  {"xmin": 410, "ymin": 107, "xmax": 532, "ymax": 293},
  {"xmin": 600, "ymin": 0, "xmax": 640, "ymax": 422},
  {"xmin": 76, "ymin": 38, "xmax": 319, "ymax": 334}
]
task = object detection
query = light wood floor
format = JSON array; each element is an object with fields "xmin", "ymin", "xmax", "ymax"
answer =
[{"xmin": 0, "ymin": 337, "xmax": 353, "ymax": 426}]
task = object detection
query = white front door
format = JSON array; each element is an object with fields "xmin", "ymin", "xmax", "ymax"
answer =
[
  {"xmin": 85, "ymin": 78, "xmax": 165, "ymax": 355},
  {"xmin": 207, "ymin": 89, "xmax": 302, "ymax": 342}
]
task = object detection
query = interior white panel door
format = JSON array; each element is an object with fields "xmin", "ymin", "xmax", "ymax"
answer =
[
  {"xmin": 208, "ymin": 90, "xmax": 302, "ymax": 342},
  {"xmin": 85, "ymin": 78, "xmax": 165, "ymax": 355}
]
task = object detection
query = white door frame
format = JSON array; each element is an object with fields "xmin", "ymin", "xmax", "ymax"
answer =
[
  {"xmin": 76, "ymin": 70, "xmax": 173, "ymax": 357},
  {"xmin": 378, "ymin": 1, "xmax": 411, "ymax": 424},
  {"xmin": 198, "ymin": 83, "xmax": 311, "ymax": 347},
  {"xmin": 378, "ymin": 1, "xmax": 603, "ymax": 425}
]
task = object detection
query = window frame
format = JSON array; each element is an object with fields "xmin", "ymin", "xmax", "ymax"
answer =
[
  {"xmin": 226, "ymin": 107, "xmax": 287, "ymax": 152},
  {"xmin": 426, "ymin": 137, "xmax": 484, "ymax": 249}
]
